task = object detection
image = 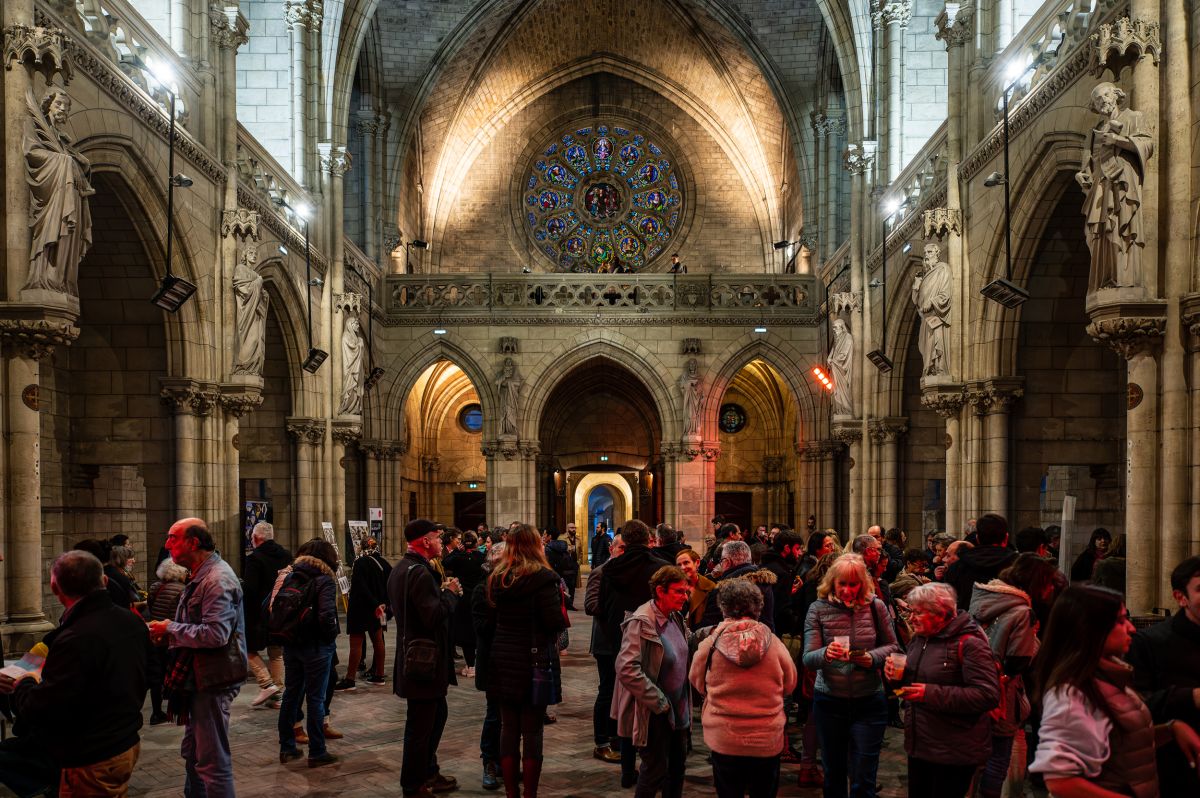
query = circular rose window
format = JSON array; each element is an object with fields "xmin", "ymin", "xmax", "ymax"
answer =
[{"xmin": 520, "ymin": 123, "xmax": 684, "ymax": 271}]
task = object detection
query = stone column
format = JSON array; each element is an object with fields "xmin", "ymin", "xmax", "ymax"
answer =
[
  {"xmin": 284, "ymin": 0, "xmax": 312, "ymax": 183},
  {"xmin": 995, "ymin": 0, "xmax": 1013, "ymax": 51},
  {"xmin": 332, "ymin": 419, "xmax": 362, "ymax": 534},
  {"xmin": 422, "ymin": 454, "xmax": 441, "ymax": 520},
  {"xmin": 287, "ymin": 418, "xmax": 326, "ymax": 538},
  {"xmin": 661, "ymin": 443, "xmax": 709, "ymax": 538},
  {"xmin": 356, "ymin": 113, "xmax": 381, "ymax": 262},
  {"xmin": 869, "ymin": 418, "xmax": 907, "ymax": 529},
  {"xmin": 519, "ymin": 442, "xmax": 540, "ymax": 525},
  {"xmin": 361, "ymin": 441, "xmax": 405, "ymax": 558},
  {"xmin": 535, "ymin": 455, "xmax": 553, "ymax": 529},
  {"xmin": 923, "ymin": 388, "xmax": 966, "ymax": 537},
  {"xmin": 218, "ymin": 386, "xmax": 263, "ymax": 559},
  {"xmin": 832, "ymin": 423, "xmax": 862, "ymax": 536},
  {"xmin": 881, "ymin": 1, "xmax": 911, "ymax": 181},
  {"xmin": 819, "ymin": 442, "xmax": 841, "ymax": 534},
  {"xmin": 824, "ymin": 115, "xmax": 845, "ymax": 263},
  {"xmin": 973, "ymin": 381, "xmax": 1022, "ymax": 519},
  {"xmin": 935, "ymin": 9, "xmax": 970, "ymax": 386},
  {"xmin": 162, "ymin": 381, "xmax": 217, "ymax": 518}
]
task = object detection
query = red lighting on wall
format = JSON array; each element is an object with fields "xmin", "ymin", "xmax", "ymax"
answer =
[{"xmin": 811, "ymin": 366, "xmax": 834, "ymax": 392}]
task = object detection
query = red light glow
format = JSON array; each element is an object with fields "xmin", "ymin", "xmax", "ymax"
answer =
[{"xmin": 811, "ymin": 366, "xmax": 834, "ymax": 392}]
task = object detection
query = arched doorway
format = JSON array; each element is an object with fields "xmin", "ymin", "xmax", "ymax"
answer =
[
  {"xmin": 572, "ymin": 472, "xmax": 635, "ymax": 564},
  {"xmin": 588, "ymin": 485, "xmax": 616, "ymax": 535}
]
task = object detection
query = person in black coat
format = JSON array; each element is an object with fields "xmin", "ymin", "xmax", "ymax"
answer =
[
  {"xmin": 483, "ymin": 524, "xmax": 568, "ymax": 798},
  {"xmin": 760, "ymin": 531, "xmax": 804, "ymax": 635},
  {"xmin": 388, "ymin": 519, "xmax": 463, "ymax": 797},
  {"xmin": 598, "ymin": 521, "xmax": 670, "ymax": 647},
  {"xmin": 243, "ymin": 522, "xmax": 292, "ymax": 704},
  {"xmin": 943, "ymin": 513, "xmax": 1017, "ymax": 610},
  {"xmin": 337, "ymin": 537, "xmax": 392, "ymax": 690},
  {"xmin": 444, "ymin": 532, "xmax": 486, "ymax": 678},
  {"xmin": 0, "ymin": 550, "xmax": 149, "ymax": 795},
  {"xmin": 699, "ymin": 540, "xmax": 777, "ymax": 631},
  {"xmin": 591, "ymin": 523, "xmax": 613, "ymax": 567},
  {"xmin": 1070, "ymin": 527, "xmax": 1112, "ymax": 583},
  {"xmin": 543, "ymin": 528, "xmax": 579, "ymax": 610},
  {"xmin": 471, "ymin": 542, "xmax": 506, "ymax": 790}
]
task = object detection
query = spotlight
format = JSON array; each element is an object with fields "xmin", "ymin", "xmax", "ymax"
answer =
[
  {"xmin": 410, "ymin": 240, "xmax": 429, "ymax": 250},
  {"xmin": 433, "ymin": 328, "xmax": 447, "ymax": 335},
  {"xmin": 1005, "ymin": 58, "xmax": 1028, "ymax": 84},
  {"xmin": 293, "ymin": 202, "xmax": 313, "ymax": 220},
  {"xmin": 754, "ymin": 325, "xmax": 767, "ymax": 333},
  {"xmin": 522, "ymin": 266, "xmax": 532, "ymax": 273},
  {"xmin": 772, "ymin": 240, "xmax": 791, "ymax": 251},
  {"xmin": 901, "ymin": 243, "xmax": 911, "ymax": 254},
  {"xmin": 866, "ymin": 349, "xmax": 894, "ymax": 373},
  {"xmin": 170, "ymin": 174, "xmax": 193, "ymax": 188},
  {"xmin": 811, "ymin": 366, "xmax": 834, "ymax": 392},
  {"xmin": 984, "ymin": 171, "xmax": 1006, "ymax": 187},
  {"xmin": 301, "ymin": 347, "xmax": 328, "ymax": 374},
  {"xmin": 980, "ymin": 277, "xmax": 1029, "ymax": 309},
  {"xmin": 151, "ymin": 274, "xmax": 197, "ymax": 313},
  {"xmin": 308, "ymin": 277, "xmax": 324, "ymax": 287},
  {"xmin": 364, "ymin": 366, "xmax": 385, "ymax": 391},
  {"xmin": 278, "ymin": 245, "xmax": 288, "ymax": 255},
  {"xmin": 145, "ymin": 59, "xmax": 175, "ymax": 89},
  {"xmin": 883, "ymin": 198, "xmax": 902, "ymax": 216}
]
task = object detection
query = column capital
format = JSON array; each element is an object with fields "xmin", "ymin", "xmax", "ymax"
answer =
[
  {"xmin": 356, "ymin": 114, "xmax": 381, "ymax": 137},
  {"xmin": 218, "ymin": 380, "xmax": 264, "ymax": 417},
  {"xmin": 920, "ymin": 384, "xmax": 966, "ymax": 418},
  {"xmin": 868, "ymin": 417, "xmax": 909, "ymax": 443},
  {"xmin": 161, "ymin": 379, "xmax": 219, "ymax": 416},
  {"xmin": 935, "ymin": 5, "xmax": 973, "ymax": 49},
  {"xmin": 360, "ymin": 439, "xmax": 406, "ymax": 459},
  {"xmin": 332, "ymin": 419, "xmax": 363, "ymax": 446},
  {"xmin": 1090, "ymin": 17, "xmax": 1162, "ymax": 78},
  {"xmin": 209, "ymin": 5, "xmax": 249, "ymax": 50},
  {"xmin": 0, "ymin": 315, "xmax": 79, "ymax": 360},
  {"xmin": 831, "ymin": 420, "xmax": 862, "ymax": 444},
  {"xmin": 811, "ymin": 111, "xmax": 829, "ymax": 138},
  {"xmin": 286, "ymin": 416, "xmax": 326, "ymax": 445},
  {"xmin": 318, "ymin": 143, "xmax": 352, "ymax": 176},
  {"xmin": 1085, "ymin": 298, "xmax": 1167, "ymax": 359},
  {"xmin": 843, "ymin": 144, "xmax": 875, "ymax": 175},
  {"xmin": 879, "ymin": 0, "xmax": 912, "ymax": 27},
  {"xmin": 421, "ymin": 454, "xmax": 440, "ymax": 472}
]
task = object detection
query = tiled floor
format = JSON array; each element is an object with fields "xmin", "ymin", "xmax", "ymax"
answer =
[{"xmin": 129, "ymin": 608, "xmax": 1027, "ymax": 797}]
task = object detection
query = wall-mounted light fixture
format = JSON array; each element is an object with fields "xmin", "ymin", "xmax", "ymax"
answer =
[
  {"xmin": 273, "ymin": 197, "xmax": 328, "ymax": 373},
  {"xmin": 405, "ymin": 239, "xmax": 429, "ymax": 273},
  {"xmin": 866, "ymin": 198, "xmax": 900, "ymax": 373},
  {"xmin": 145, "ymin": 61, "xmax": 197, "ymax": 313}
]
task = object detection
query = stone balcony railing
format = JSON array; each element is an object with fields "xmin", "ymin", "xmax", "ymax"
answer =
[{"xmin": 385, "ymin": 274, "xmax": 819, "ymax": 325}]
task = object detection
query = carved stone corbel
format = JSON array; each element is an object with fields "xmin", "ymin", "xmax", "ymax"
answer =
[
  {"xmin": 830, "ymin": 420, "xmax": 862, "ymax": 444},
  {"xmin": 335, "ymin": 292, "xmax": 363, "ymax": 315},
  {"xmin": 920, "ymin": 385, "xmax": 966, "ymax": 418},
  {"xmin": 331, "ymin": 420, "xmax": 362, "ymax": 446},
  {"xmin": 286, "ymin": 417, "xmax": 326, "ymax": 445},
  {"xmin": 221, "ymin": 208, "xmax": 259, "ymax": 241},
  {"xmin": 922, "ymin": 208, "xmax": 962, "ymax": 241},
  {"xmin": 1091, "ymin": 17, "xmax": 1162, "ymax": 78},
  {"xmin": 868, "ymin": 417, "xmax": 909, "ymax": 444},
  {"xmin": 218, "ymin": 390, "xmax": 264, "ymax": 418},
  {"xmin": 0, "ymin": 317, "xmax": 80, "ymax": 360},
  {"xmin": 830, "ymin": 292, "xmax": 862, "ymax": 315},
  {"xmin": 4, "ymin": 25, "xmax": 72, "ymax": 83},
  {"xmin": 1086, "ymin": 317, "xmax": 1166, "ymax": 359},
  {"xmin": 843, "ymin": 145, "xmax": 875, "ymax": 175}
]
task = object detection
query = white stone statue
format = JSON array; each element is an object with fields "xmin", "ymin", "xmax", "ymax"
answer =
[
  {"xmin": 497, "ymin": 357, "xmax": 522, "ymax": 435},
  {"xmin": 679, "ymin": 358, "xmax": 704, "ymax": 436},
  {"xmin": 912, "ymin": 243, "xmax": 951, "ymax": 376},
  {"xmin": 337, "ymin": 316, "xmax": 364, "ymax": 415},
  {"xmin": 1076, "ymin": 81, "xmax": 1154, "ymax": 294},
  {"xmin": 24, "ymin": 88, "xmax": 95, "ymax": 297},
  {"xmin": 830, "ymin": 318, "xmax": 854, "ymax": 416},
  {"xmin": 231, "ymin": 248, "xmax": 269, "ymax": 376}
]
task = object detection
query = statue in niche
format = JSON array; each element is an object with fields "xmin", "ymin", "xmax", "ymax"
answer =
[
  {"xmin": 24, "ymin": 88, "xmax": 95, "ymax": 296},
  {"xmin": 679, "ymin": 358, "xmax": 704, "ymax": 436},
  {"xmin": 1076, "ymin": 81, "xmax": 1154, "ymax": 294},
  {"xmin": 337, "ymin": 315, "xmax": 364, "ymax": 415},
  {"xmin": 231, "ymin": 246, "xmax": 269, "ymax": 376},
  {"xmin": 496, "ymin": 357, "xmax": 522, "ymax": 436},
  {"xmin": 829, "ymin": 318, "xmax": 854, "ymax": 416},
  {"xmin": 912, "ymin": 242, "xmax": 951, "ymax": 376}
]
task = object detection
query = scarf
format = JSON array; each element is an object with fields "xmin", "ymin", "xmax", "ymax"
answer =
[{"xmin": 162, "ymin": 647, "xmax": 196, "ymax": 725}]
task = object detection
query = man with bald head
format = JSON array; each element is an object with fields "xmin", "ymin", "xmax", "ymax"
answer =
[{"xmin": 149, "ymin": 518, "xmax": 246, "ymax": 797}]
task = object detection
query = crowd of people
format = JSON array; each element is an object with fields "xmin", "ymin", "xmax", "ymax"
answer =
[{"xmin": 0, "ymin": 512, "xmax": 1198, "ymax": 798}]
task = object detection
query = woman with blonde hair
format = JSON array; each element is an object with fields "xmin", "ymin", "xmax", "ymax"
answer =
[
  {"xmin": 801, "ymin": 554, "xmax": 898, "ymax": 798},
  {"xmin": 484, "ymin": 524, "xmax": 568, "ymax": 798}
]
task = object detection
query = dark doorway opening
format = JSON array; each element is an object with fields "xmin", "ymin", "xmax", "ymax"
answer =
[
  {"xmin": 454, "ymin": 492, "xmax": 487, "ymax": 532},
  {"xmin": 715, "ymin": 491, "xmax": 753, "ymax": 534}
]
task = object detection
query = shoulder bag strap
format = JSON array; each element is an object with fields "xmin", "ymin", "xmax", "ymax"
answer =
[{"xmin": 701, "ymin": 628, "xmax": 726, "ymax": 695}]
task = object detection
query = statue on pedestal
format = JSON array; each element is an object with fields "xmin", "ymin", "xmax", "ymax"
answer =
[
  {"xmin": 231, "ymin": 247, "xmax": 269, "ymax": 376},
  {"xmin": 912, "ymin": 243, "xmax": 951, "ymax": 376},
  {"xmin": 830, "ymin": 318, "xmax": 854, "ymax": 416},
  {"xmin": 678, "ymin": 358, "xmax": 704, "ymax": 436},
  {"xmin": 337, "ymin": 316, "xmax": 364, "ymax": 415},
  {"xmin": 1076, "ymin": 81, "xmax": 1154, "ymax": 293},
  {"xmin": 24, "ymin": 89, "xmax": 94, "ymax": 296},
  {"xmin": 497, "ymin": 357, "xmax": 522, "ymax": 435}
]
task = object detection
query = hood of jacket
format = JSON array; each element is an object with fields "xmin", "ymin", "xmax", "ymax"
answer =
[
  {"xmin": 969, "ymin": 580, "xmax": 1030, "ymax": 626},
  {"xmin": 488, "ymin": 565, "xmax": 560, "ymax": 601},
  {"xmin": 293, "ymin": 554, "xmax": 335, "ymax": 579},
  {"xmin": 713, "ymin": 618, "xmax": 774, "ymax": 668},
  {"xmin": 957, "ymin": 545, "xmax": 1017, "ymax": 573},
  {"xmin": 603, "ymin": 545, "xmax": 670, "ymax": 589},
  {"xmin": 720, "ymin": 563, "xmax": 778, "ymax": 586},
  {"xmin": 928, "ymin": 608, "xmax": 980, "ymax": 641}
]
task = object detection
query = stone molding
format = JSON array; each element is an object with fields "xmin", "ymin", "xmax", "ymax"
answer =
[
  {"xmin": 359, "ymin": 439, "xmax": 406, "ymax": 459},
  {"xmin": 218, "ymin": 380, "xmax": 264, "ymax": 417},
  {"xmin": 1091, "ymin": 16, "xmax": 1161, "ymax": 77},
  {"xmin": 1179, "ymin": 294, "xmax": 1200, "ymax": 337},
  {"xmin": 285, "ymin": 0, "xmax": 323, "ymax": 30},
  {"xmin": 331, "ymin": 420, "xmax": 363, "ymax": 446},
  {"xmin": 235, "ymin": 186, "xmax": 328, "ymax": 275},
  {"xmin": 161, "ymin": 380, "xmax": 219, "ymax": 416},
  {"xmin": 843, "ymin": 145, "xmax": 875, "ymax": 175},
  {"xmin": 0, "ymin": 315, "xmax": 80, "ymax": 360},
  {"xmin": 920, "ymin": 384, "xmax": 966, "ymax": 418},
  {"xmin": 923, "ymin": 208, "xmax": 962, "ymax": 241},
  {"xmin": 356, "ymin": 116, "xmax": 381, "ymax": 137},
  {"xmin": 868, "ymin": 417, "xmax": 909, "ymax": 443},
  {"xmin": 421, "ymin": 455, "xmax": 440, "ymax": 472},
  {"xmin": 4, "ymin": 24, "xmax": 73, "ymax": 83},
  {"xmin": 335, "ymin": 292, "xmax": 363, "ymax": 315},
  {"xmin": 830, "ymin": 291, "xmax": 861, "ymax": 315},
  {"xmin": 286, "ymin": 417, "xmax": 326, "ymax": 445},
  {"xmin": 762, "ymin": 455, "xmax": 784, "ymax": 475},
  {"xmin": 830, "ymin": 420, "xmax": 862, "ymax": 444},
  {"xmin": 934, "ymin": 5, "xmax": 973, "ymax": 49},
  {"xmin": 1086, "ymin": 316, "xmax": 1166, "ymax": 359},
  {"xmin": 811, "ymin": 111, "xmax": 829, "ymax": 138},
  {"xmin": 499, "ymin": 336, "xmax": 519, "ymax": 354},
  {"xmin": 966, "ymin": 378, "xmax": 1024, "ymax": 416},
  {"xmin": 221, "ymin": 208, "xmax": 259, "ymax": 241}
]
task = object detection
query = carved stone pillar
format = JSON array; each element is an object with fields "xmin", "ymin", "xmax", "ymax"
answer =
[
  {"xmin": 519, "ymin": 442, "xmax": 540, "ymax": 525},
  {"xmin": 660, "ymin": 443, "xmax": 711, "ymax": 538},
  {"xmin": 218, "ymin": 384, "xmax": 263, "ymax": 558},
  {"xmin": 969, "ymin": 380, "xmax": 1022, "ymax": 520},
  {"xmin": 869, "ymin": 418, "xmax": 908, "ymax": 530},
  {"xmin": 762, "ymin": 455, "xmax": 785, "ymax": 526},
  {"xmin": 360, "ymin": 440, "xmax": 406, "ymax": 557},
  {"xmin": 355, "ymin": 113, "xmax": 381, "ymax": 261},
  {"xmin": 535, "ymin": 455, "xmax": 554, "ymax": 529},
  {"xmin": 332, "ymin": 419, "xmax": 362, "ymax": 535},
  {"xmin": 922, "ymin": 386, "xmax": 966, "ymax": 537},
  {"xmin": 832, "ymin": 422, "xmax": 863, "ymax": 537},
  {"xmin": 284, "ymin": 0, "xmax": 313, "ymax": 183},
  {"xmin": 1182, "ymin": 298, "xmax": 1200, "ymax": 567},
  {"xmin": 824, "ymin": 114, "xmax": 845, "ymax": 262},
  {"xmin": 881, "ymin": 1, "xmax": 911, "ymax": 181},
  {"xmin": 162, "ymin": 380, "xmax": 218, "ymax": 520},
  {"xmin": 287, "ymin": 417, "xmax": 326, "ymax": 538},
  {"xmin": 819, "ymin": 441, "xmax": 843, "ymax": 535}
]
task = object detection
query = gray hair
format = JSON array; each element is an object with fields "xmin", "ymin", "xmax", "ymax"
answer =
[
  {"xmin": 932, "ymin": 532, "xmax": 956, "ymax": 549},
  {"xmin": 109, "ymin": 544, "xmax": 133, "ymax": 568},
  {"xmin": 156, "ymin": 557, "xmax": 189, "ymax": 583},
  {"xmin": 850, "ymin": 535, "xmax": 880, "ymax": 554},
  {"xmin": 716, "ymin": 578, "xmax": 763, "ymax": 620},
  {"xmin": 722, "ymin": 540, "xmax": 751, "ymax": 566},
  {"xmin": 907, "ymin": 582, "xmax": 958, "ymax": 619},
  {"xmin": 252, "ymin": 521, "xmax": 275, "ymax": 541}
]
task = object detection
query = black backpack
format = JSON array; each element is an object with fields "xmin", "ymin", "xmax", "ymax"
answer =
[
  {"xmin": 266, "ymin": 568, "xmax": 318, "ymax": 645},
  {"xmin": 545, "ymin": 545, "xmax": 571, "ymax": 577}
]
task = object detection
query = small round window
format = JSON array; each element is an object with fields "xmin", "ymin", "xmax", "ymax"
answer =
[
  {"xmin": 719, "ymin": 403, "xmax": 747, "ymax": 434},
  {"xmin": 459, "ymin": 403, "xmax": 483, "ymax": 433}
]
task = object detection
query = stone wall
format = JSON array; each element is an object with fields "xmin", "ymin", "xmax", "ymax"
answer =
[
  {"xmin": 237, "ymin": 0, "xmax": 296, "ymax": 173},
  {"xmin": 903, "ymin": 0, "xmax": 950, "ymax": 162}
]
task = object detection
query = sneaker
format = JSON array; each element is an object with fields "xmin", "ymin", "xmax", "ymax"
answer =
[
  {"xmin": 425, "ymin": 773, "xmax": 458, "ymax": 793},
  {"xmin": 481, "ymin": 761, "xmax": 500, "ymax": 790},
  {"xmin": 458, "ymin": 666, "xmax": 475, "ymax": 678},
  {"xmin": 308, "ymin": 752, "xmax": 339, "ymax": 768},
  {"xmin": 592, "ymin": 745, "xmax": 621, "ymax": 763},
  {"xmin": 252, "ymin": 684, "xmax": 280, "ymax": 706},
  {"xmin": 149, "ymin": 710, "xmax": 168, "ymax": 726},
  {"xmin": 364, "ymin": 674, "xmax": 386, "ymax": 686},
  {"xmin": 333, "ymin": 678, "xmax": 357, "ymax": 692},
  {"xmin": 279, "ymin": 748, "xmax": 303, "ymax": 764},
  {"xmin": 322, "ymin": 723, "xmax": 345, "ymax": 740}
]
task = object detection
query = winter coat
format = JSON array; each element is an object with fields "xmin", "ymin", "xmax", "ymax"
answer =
[
  {"xmin": 470, "ymin": 580, "xmax": 495, "ymax": 691},
  {"xmin": 483, "ymin": 566, "xmax": 568, "ymax": 705},
  {"xmin": 598, "ymin": 545, "xmax": 670, "ymax": 645},
  {"xmin": 611, "ymin": 600, "xmax": 690, "ymax": 747},
  {"xmin": 585, "ymin": 559, "xmax": 615, "ymax": 656},
  {"xmin": 684, "ymin": 574, "xmax": 717, "ymax": 629},
  {"xmin": 443, "ymin": 548, "xmax": 485, "ymax": 646},
  {"xmin": 591, "ymin": 532, "xmax": 613, "ymax": 567},
  {"xmin": 104, "ymin": 565, "xmax": 138, "ymax": 611},
  {"xmin": 388, "ymin": 552, "xmax": 458, "ymax": 700},
  {"xmin": 943, "ymin": 545, "xmax": 1017, "ymax": 610},
  {"xmin": 1071, "ymin": 548, "xmax": 1100, "ymax": 582},
  {"xmin": 544, "ymin": 539, "xmax": 578, "ymax": 582},
  {"xmin": 883, "ymin": 542, "xmax": 905, "ymax": 582},
  {"xmin": 288, "ymin": 555, "xmax": 340, "ymax": 645},
  {"xmin": 968, "ymin": 580, "xmax": 1039, "ymax": 735},
  {"xmin": 801, "ymin": 597, "xmax": 899, "ymax": 699},
  {"xmin": 1127, "ymin": 609, "xmax": 1200, "ymax": 795},
  {"xmin": 689, "ymin": 618, "xmax": 798, "ymax": 757},
  {"xmin": 243, "ymin": 539, "xmax": 293, "ymax": 651},
  {"xmin": 759, "ymin": 551, "xmax": 800, "ymax": 634},
  {"xmin": 346, "ymin": 551, "xmax": 392, "ymax": 634},
  {"xmin": 654, "ymin": 542, "xmax": 689, "ymax": 563},
  {"xmin": 147, "ymin": 580, "xmax": 185, "ymax": 624},
  {"xmin": 898, "ymin": 610, "xmax": 1001, "ymax": 765},
  {"xmin": 699, "ymin": 564, "xmax": 778, "ymax": 631}
]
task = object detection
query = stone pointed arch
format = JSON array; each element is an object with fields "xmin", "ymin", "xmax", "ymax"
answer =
[
  {"xmin": 704, "ymin": 334, "xmax": 819, "ymax": 445},
  {"xmin": 879, "ymin": 251, "xmax": 925, "ymax": 417},
  {"xmin": 254, "ymin": 257, "xmax": 315, "ymax": 416},
  {"xmin": 974, "ymin": 133, "xmax": 1087, "ymax": 379},
  {"xmin": 376, "ymin": 334, "xmax": 495, "ymax": 446},
  {"xmin": 522, "ymin": 331, "xmax": 679, "ymax": 442}
]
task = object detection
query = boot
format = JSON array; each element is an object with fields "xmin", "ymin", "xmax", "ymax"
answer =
[
  {"xmin": 500, "ymin": 755, "xmax": 521, "ymax": 798},
  {"xmin": 521, "ymin": 757, "xmax": 543, "ymax": 798}
]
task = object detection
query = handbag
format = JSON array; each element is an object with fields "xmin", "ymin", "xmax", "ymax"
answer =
[
  {"xmin": 530, "ymin": 612, "xmax": 562, "ymax": 706},
  {"xmin": 193, "ymin": 629, "xmax": 248, "ymax": 691},
  {"xmin": 401, "ymin": 561, "xmax": 440, "ymax": 681}
]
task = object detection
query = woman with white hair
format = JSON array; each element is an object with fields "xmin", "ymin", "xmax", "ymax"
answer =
[
  {"xmin": 690, "ymin": 578, "xmax": 797, "ymax": 797},
  {"xmin": 884, "ymin": 581, "xmax": 1000, "ymax": 797},
  {"xmin": 146, "ymin": 557, "xmax": 189, "ymax": 724}
]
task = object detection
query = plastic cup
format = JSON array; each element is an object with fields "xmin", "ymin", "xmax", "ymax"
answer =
[
  {"xmin": 833, "ymin": 635, "xmax": 850, "ymax": 648},
  {"xmin": 887, "ymin": 652, "xmax": 907, "ymax": 678}
]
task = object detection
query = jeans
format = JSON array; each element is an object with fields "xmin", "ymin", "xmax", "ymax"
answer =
[
  {"xmin": 812, "ymin": 690, "xmax": 888, "ymax": 798},
  {"xmin": 480, "ymin": 697, "xmax": 501, "ymax": 763},
  {"xmin": 402, "ymin": 697, "xmax": 448, "ymax": 795},
  {"xmin": 635, "ymin": 712, "xmax": 687, "ymax": 798},
  {"xmin": 978, "ymin": 734, "xmax": 1015, "ymax": 798},
  {"xmin": 711, "ymin": 751, "xmax": 780, "ymax": 798},
  {"xmin": 182, "ymin": 684, "xmax": 240, "ymax": 798},
  {"xmin": 907, "ymin": 757, "xmax": 977, "ymax": 798},
  {"xmin": 593, "ymin": 654, "xmax": 618, "ymax": 746},
  {"xmin": 278, "ymin": 641, "xmax": 336, "ymax": 757}
]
